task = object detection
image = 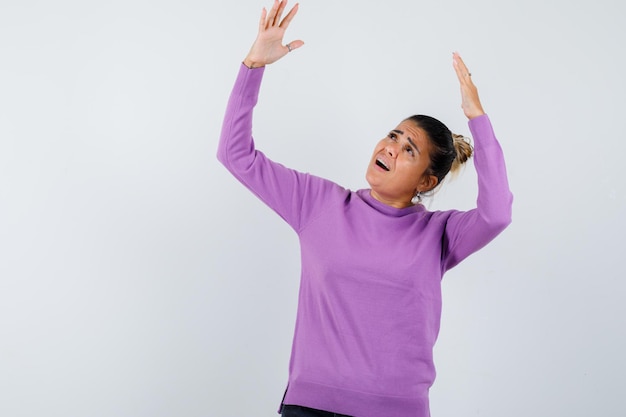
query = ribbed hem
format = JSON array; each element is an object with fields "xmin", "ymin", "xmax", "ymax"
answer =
[{"xmin": 282, "ymin": 379, "xmax": 430, "ymax": 417}]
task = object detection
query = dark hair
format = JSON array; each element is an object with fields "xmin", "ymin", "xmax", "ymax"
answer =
[{"xmin": 405, "ymin": 115, "xmax": 473, "ymax": 188}]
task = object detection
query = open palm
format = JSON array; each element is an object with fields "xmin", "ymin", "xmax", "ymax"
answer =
[{"xmin": 244, "ymin": 0, "xmax": 303, "ymax": 68}]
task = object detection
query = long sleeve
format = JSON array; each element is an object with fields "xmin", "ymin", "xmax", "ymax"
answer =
[
  {"xmin": 441, "ymin": 114, "xmax": 513, "ymax": 271},
  {"xmin": 217, "ymin": 63, "xmax": 346, "ymax": 232}
]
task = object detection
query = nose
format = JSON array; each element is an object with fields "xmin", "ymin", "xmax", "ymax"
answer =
[{"xmin": 385, "ymin": 142, "xmax": 399, "ymax": 158}]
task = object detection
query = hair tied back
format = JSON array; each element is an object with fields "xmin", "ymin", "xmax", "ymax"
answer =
[{"xmin": 450, "ymin": 133, "xmax": 474, "ymax": 175}]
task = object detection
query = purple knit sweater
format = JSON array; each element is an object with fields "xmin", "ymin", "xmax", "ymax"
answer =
[{"xmin": 218, "ymin": 64, "xmax": 513, "ymax": 417}]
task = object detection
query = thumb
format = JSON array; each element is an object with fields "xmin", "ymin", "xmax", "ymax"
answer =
[{"xmin": 286, "ymin": 40, "xmax": 305, "ymax": 52}]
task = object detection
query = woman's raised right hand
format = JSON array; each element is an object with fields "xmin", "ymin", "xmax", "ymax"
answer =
[{"xmin": 243, "ymin": 0, "xmax": 304, "ymax": 68}]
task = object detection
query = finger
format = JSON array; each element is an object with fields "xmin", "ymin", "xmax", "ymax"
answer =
[
  {"xmin": 258, "ymin": 7, "xmax": 267, "ymax": 32},
  {"xmin": 285, "ymin": 39, "xmax": 305, "ymax": 53},
  {"xmin": 266, "ymin": 0, "xmax": 280, "ymax": 29},
  {"xmin": 452, "ymin": 52, "xmax": 467, "ymax": 81},
  {"xmin": 273, "ymin": 0, "xmax": 288, "ymax": 27},
  {"xmin": 453, "ymin": 52, "xmax": 473, "ymax": 84},
  {"xmin": 279, "ymin": 2, "xmax": 299, "ymax": 29}
]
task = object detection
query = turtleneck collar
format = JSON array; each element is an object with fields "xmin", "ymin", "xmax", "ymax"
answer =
[{"xmin": 356, "ymin": 189, "xmax": 426, "ymax": 217}]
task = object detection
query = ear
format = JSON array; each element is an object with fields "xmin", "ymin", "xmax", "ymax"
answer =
[{"xmin": 418, "ymin": 174, "xmax": 438, "ymax": 193}]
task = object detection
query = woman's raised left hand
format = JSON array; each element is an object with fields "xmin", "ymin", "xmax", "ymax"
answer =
[{"xmin": 453, "ymin": 52, "xmax": 485, "ymax": 120}]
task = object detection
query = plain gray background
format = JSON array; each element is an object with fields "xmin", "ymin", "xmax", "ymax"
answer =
[{"xmin": 1, "ymin": 0, "xmax": 624, "ymax": 416}]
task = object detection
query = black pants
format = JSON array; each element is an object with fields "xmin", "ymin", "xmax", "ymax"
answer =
[{"xmin": 281, "ymin": 404, "xmax": 352, "ymax": 417}]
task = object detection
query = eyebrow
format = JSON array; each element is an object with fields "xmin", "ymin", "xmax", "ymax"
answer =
[{"xmin": 392, "ymin": 129, "xmax": 421, "ymax": 154}]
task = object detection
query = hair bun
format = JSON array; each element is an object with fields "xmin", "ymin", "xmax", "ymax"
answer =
[{"xmin": 450, "ymin": 133, "xmax": 474, "ymax": 175}]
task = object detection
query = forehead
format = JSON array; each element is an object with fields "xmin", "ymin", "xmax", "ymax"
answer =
[{"xmin": 394, "ymin": 120, "xmax": 430, "ymax": 146}]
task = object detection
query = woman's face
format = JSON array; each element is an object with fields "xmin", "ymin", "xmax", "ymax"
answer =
[{"xmin": 365, "ymin": 120, "xmax": 438, "ymax": 208}]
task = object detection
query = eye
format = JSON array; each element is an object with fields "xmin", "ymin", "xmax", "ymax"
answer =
[
  {"xmin": 405, "ymin": 145, "xmax": 414, "ymax": 156},
  {"xmin": 388, "ymin": 132, "xmax": 397, "ymax": 141}
]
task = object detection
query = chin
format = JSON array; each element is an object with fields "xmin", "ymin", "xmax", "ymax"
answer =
[{"xmin": 365, "ymin": 169, "xmax": 377, "ymax": 189}]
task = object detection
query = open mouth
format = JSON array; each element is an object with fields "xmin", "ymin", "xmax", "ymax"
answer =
[{"xmin": 376, "ymin": 158, "xmax": 390, "ymax": 171}]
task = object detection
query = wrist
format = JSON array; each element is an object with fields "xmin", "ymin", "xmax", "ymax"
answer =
[
  {"xmin": 467, "ymin": 111, "xmax": 485, "ymax": 120},
  {"xmin": 243, "ymin": 57, "xmax": 265, "ymax": 69}
]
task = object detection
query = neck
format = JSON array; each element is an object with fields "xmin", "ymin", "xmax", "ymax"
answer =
[{"xmin": 369, "ymin": 189, "xmax": 414, "ymax": 209}]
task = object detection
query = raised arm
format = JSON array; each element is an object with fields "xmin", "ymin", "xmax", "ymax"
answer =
[
  {"xmin": 217, "ymin": 2, "xmax": 343, "ymax": 232},
  {"xmin": 442, "ymin": 53, "xmax": 513, "ymax": 271}
]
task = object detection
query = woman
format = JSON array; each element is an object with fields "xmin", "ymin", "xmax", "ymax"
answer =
[{"xmin": 217, "ymin": 1, "xmax": 513, "ymax": 416}]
